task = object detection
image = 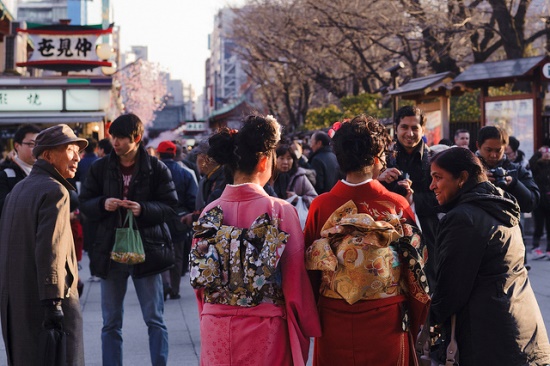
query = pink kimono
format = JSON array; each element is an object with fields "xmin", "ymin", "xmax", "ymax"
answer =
[{"xmin": 191, "ymin": 183, "xmax": 321, "ymax": 365}]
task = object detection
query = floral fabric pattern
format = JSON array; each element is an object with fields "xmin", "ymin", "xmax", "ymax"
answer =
[
  {"xmin": 190, "ymin": 206, "xmax": 288, "ymax": 307},
  {"xmin": 306, "ymin": 200, "xmax": 430, "ymax": 306}
]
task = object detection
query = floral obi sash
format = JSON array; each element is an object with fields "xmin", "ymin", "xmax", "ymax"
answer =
[
  {"xmin": 190, "ymin": 206, "xmax": 288, "ymax": 307},
  {"xmin": 306, "ymin": 200, "xmax": 430, "ymax": 306}
]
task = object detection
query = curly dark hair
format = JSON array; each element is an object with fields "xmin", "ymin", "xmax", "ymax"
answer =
[
  {"xmin": 332, "ymin": 114, "xmax": 391, "ymax": 174},
  {"xmin": 208, "ymin": 114, "xmax": 281, "ymax": 175},
  {"xmin": 395, "ymin": 105, "xmax": 426, "ymax": 127}
]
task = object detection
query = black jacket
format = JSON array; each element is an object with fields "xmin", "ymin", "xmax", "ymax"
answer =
[
  {"xmin": 431, "ymin": 181, "xmax": 550, "ymax": 365},
  {"xmin": 79, "ymin": 145, "xmax": 178, "ymax": 278},
  {"xmin": 0, "ymin": 161, "xmax": 27, "ymax": 218},
  {"xmin": 309, "ymin": 146, "xmax": 340, "ymax": 194},
  {"xmin": 477, "ymin": 154, "xmax": 540, "ymax": 213},
  {"xmin": 530, "ymin": 156, "xmax": 550, "ymax": 209},
  {"xmin": 383, "ymin": 140, "xmax": 440, "ymax": 287}
]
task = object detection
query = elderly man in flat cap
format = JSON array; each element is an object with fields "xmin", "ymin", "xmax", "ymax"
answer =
[{"xmin": 0, "ymin": 124, "xmax": 87, "ymax": 366}]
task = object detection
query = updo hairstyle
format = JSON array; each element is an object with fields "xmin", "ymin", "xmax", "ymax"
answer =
[
  {"xmin": 208, "ymin": 114, "xmax": 281, "ymax": 175},
  {"xmin": 332, "ymin": 114, "xmax": 391, "ymax": 174}
]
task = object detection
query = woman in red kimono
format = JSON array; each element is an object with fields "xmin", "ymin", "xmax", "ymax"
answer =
[
  {"xmin": 190, "ymin": 114, "xmax": 321, "ymax": 365},
  {"xmin": 304, "ymin": 115, "xmax": 430, "ymax": 365}
]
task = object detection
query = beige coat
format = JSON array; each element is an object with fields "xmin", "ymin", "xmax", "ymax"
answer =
[{"xmin": 0, "ymin": 159, "xmax": 83, "ymax": 366}]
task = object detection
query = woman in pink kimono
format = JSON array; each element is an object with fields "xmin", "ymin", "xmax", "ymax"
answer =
[{"xmin": 190, "ymin": 114, "xmax": 321, "ymax": 365}]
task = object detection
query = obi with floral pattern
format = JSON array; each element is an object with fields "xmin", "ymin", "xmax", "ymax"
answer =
[
  {"xmin": 306, "ymin": 200, "xmax": 430, "ymax": 306},
  {"xmin": 190, "ymin": 206, "xmax": 288, "ymax": 307}
]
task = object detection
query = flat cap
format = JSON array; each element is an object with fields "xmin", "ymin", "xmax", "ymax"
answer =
[{"xmin": 33, "ymin": 124, "xmax": 88, "ymax": 158}]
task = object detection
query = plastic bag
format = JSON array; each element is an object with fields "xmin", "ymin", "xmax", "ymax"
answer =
[
  {"xmin": 111, "ymin": 210, "xmax": 146, "ymax": 265},
  {"xmin": 286, "ymin": 194, "xmax": 308, "ymax": 229}
]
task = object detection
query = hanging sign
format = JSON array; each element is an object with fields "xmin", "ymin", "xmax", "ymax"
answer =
[{"xmin": 16, "ymin": 24, "xmax": 113, "ymax": 72}]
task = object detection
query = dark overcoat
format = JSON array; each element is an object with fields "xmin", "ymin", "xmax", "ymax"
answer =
[
  {"xmin": 0, "ymin": 159, "xmax": 84, "ymax": 365},
  {"xmin": 431, "ymin": 181, "xmax": 550, "ymax": 365}
]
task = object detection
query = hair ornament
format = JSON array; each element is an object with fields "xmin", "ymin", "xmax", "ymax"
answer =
[
  {"xmin": 265, "ymin": 115, "xmax": 277, "ymax": 124},
  {"xmin": 328, "ymin": 119, "xmax": 350, "ymax": 138},
  {"xmin": 228, "ymin": 128, "xmax": 238, "ymax": 137}
]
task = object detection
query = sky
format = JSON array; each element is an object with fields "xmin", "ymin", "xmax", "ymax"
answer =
[{"xmin": 110, "ymin": 0, "xmax": 245, "ymax": 95}]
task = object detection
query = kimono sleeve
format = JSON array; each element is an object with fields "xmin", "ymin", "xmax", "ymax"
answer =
[{"xmin": 279, "ymin": 204, "xmax": 321, "ymax": 365}]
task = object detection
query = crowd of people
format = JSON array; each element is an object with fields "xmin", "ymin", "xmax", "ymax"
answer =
[{"xmin": 0, "ymin": 107, "xmax": 550, "ymax": 365}]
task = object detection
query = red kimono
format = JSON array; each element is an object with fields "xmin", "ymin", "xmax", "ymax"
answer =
[
  {"xmin": 192, "ymin": 183, "xmax": 321, "ymax": 365},
  {"xmin": 304, "ymin": 179, "xmax": 430, "ymax": 366}
]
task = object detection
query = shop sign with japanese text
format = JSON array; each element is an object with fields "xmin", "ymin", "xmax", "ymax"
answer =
[{"xmin": 16, "ymin": 25, "xmax": 113, "ymax": 70}]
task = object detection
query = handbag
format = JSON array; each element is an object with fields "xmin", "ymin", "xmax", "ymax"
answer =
[
  {"xmin": 445, "ymin": 315, "xmax": 459, "ymax": 366},
  {"xmin": 38, "ymin": 327, "xmax": 66, "ymax": 366},
  {"xmin": 286, "ymin": 194, "xmax": 308, "ymax": 229},
  {"xmin": 110, "ymin": 210, "xmax": 146, "ymax": 265},
  {"xmin": 416, "ymin": 315, "xmax": 459, "ymax": 366}
]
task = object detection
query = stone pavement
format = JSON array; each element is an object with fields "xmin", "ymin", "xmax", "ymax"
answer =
[{"xmin": 1, "ymin": 237, "xmax": 550, "ymax": 365}]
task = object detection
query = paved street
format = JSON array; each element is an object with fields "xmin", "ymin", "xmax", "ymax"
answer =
[{"xmin": 1, "ymin": 237, "xmax": 550, "ymax": 365}]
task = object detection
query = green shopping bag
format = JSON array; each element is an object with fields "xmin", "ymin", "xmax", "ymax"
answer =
[{"xmin": 110, "ymin": 210, "xmax": 146, "ymax": 265}]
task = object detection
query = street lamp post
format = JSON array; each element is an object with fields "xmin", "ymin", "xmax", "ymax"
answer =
[{"xmin": 387, "ymin": 62, "xmax": 405, "ymax": 122}]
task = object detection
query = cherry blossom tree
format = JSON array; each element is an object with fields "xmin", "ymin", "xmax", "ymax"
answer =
[{"xmin": 112, "ymin": 59, "xmax": 167, "ymax": 130}]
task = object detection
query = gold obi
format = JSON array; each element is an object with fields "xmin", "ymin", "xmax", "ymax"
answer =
[{"xmin": 306, "ymin": 200, "xmax": 406, "ymax": 305}]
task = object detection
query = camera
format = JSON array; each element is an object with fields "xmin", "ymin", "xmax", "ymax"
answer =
[
  {"xmin": 489, "ymin": 167, "xmax": 509, "ymax": 188},
  {"xmin": 398, "ymin": 171, "xmax": 410, "ymax": 181}
]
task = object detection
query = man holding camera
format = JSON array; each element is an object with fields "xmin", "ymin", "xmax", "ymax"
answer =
[
  {"xmin": 476, "ymin": 126, "xmax": 540, "ymax": 260},
  {"xmin": 378, "ymin": 106, "xmax": 440, "ymax": 289},
  {"xmin": 476, "ymin": 126, "xmax": 539, "ymax": 212}
]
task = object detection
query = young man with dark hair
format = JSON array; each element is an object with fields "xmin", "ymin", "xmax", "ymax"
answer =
[
  {"xmin": 476, "ymin": 126, "xmax": 538, "ymax": 211},
  {"xmin": 79, "ymin": 113, "xmax": 178, "ymax": 365},
  {"xmin": 476, "ymin": 126, "xmax": 540, "ymax": 257},
  {"xmin": 378, "ymin": 105, "xmax": 439, "ymax": 288},
  {"xmin": 0, "ymin": 124, "xmax": 41, "ymax": 216}
]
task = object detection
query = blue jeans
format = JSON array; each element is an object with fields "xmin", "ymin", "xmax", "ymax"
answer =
[{"xmin": 101, "ymin": 262, "xmax": 168, "ymax": 366}]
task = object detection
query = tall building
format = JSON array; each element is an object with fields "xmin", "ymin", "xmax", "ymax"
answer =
[
  {"xmin": 16, "ymin": 0, "xmax": 107, "ymax": 25},
  {"xmin": 205, "ymin": 7, "xmax": 247, "ymax": 118},
  {"xmin": 120, "ymin": 45, "xmax": 148, "ymax": 68}
]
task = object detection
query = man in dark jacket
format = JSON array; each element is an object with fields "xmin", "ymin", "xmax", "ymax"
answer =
[
  {"xmin": 475, "ymin": 126, "xmax": 540, "ymax": 264},
  {"xmin": 476, "ymin": 126, "xmax": 539, "ymax": 213},
  {"xmin": 0, "ymin": 124, "xmax": 87, "ymax": 365},
  {"xmin": 157, "ymin": 140, "xmax": 197, "ymax": 299},
  {"xmin": 378, "ymin": 106, "xmax": 440, "ymax": 289},
  {"xmin": 0, "ymin": 124, "xmax": 40, "ymax": 217},
  {"xmin": 309, "ymin": 131, "xmax": 340, "ymax": 194},
  {"xmin": 79, "ymin": 114, "xmax": 178, "ymax": 366}
]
